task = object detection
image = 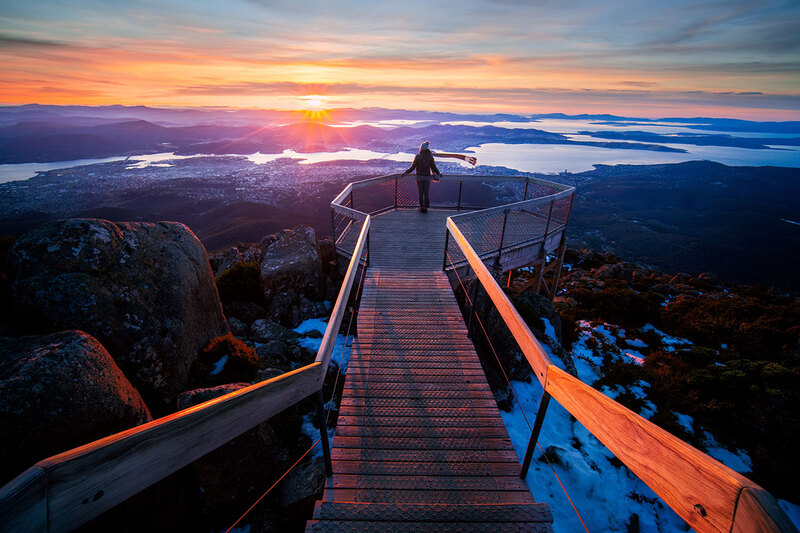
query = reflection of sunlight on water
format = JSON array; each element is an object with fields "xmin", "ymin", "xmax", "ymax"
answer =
[
  {"xmin": 245, "ymin": 148, "xmax": 414, "ymax": 165},
  {"xmin": 125, "ymin": 153, "xmax": 196, "ymax": 169},
  {"xmin": 331, "ymin": 119, "xmax": 432, "ymax": 128},
  {"xmin": 443, "ymin": 119, "xmax": 800, "ymax": 138},
  {"xmin": 0, "ymin": 156, "xmax": 129, "ymax": 184},
  {"xmin": 467, "ymin": 142, "xmax": 800, "ymax": 173},
  {"xmin": 3, "ymin": 136, "xmax": 799, "ymax": 184}
]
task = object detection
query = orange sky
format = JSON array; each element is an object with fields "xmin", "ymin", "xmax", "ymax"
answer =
[{"xmin": 1, "ymin": 1, "xmax": 799, "ymax": 120}]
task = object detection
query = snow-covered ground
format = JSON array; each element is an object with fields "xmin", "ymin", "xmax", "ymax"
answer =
[
  {"xmin": 497, "ymin": 318, "xmax": 774, "ymax": 532},
  {"xmin": 295, "ymin": 317, "xmax": 352, "ymax": 458}
]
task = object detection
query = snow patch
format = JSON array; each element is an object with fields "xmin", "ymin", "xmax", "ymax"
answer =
[
  {"xmin": 703, "ymin": 431, "xmax": 752, "ymax": 474},
  {"xmin": 674, "ymin": 413, "xmax": 694, "ymax": 435},
  {"xmin": 641, "ymin": 324, "xmax": 692, "ymax": 351},
  {"xmin": 542, "ymin": 318, "xmax": 557, "ymax": 340},
  {"xmin": 210, "ymin": 355, "xmax": 228, "ymax": 375},
  {"xmin": 779, "ymin": 500, "xmax": 800, "ymax": 530},
  {"xmin": 626, "ymin": 338, "xmax": 648, "ymax": 349},
  {"xmin": 500, "ymin": 377, "xmax": 686, "ymax": 532}
]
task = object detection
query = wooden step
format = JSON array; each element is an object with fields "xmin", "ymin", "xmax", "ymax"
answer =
[
  {"xmin": 312, "ymin": 502, "xmax": 553, "ymax": 523},
  {"xmin": 308, "ymin": 263, "xmax": 547, "ymax": 531}
]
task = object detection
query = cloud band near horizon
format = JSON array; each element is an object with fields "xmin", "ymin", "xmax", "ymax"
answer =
[{"xmin": 1, "ymin": 0, "xmax": 799, "ymax": 120}]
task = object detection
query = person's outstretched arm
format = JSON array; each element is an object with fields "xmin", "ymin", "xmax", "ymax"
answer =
[
  {"xmin": 432, "ymin": 152, "xmax": 477, "ymax": 166},
  {"xmin": 431, "ymin": 158, "xmax": 441, "ymax": 176},
  {"xmin": 402, "ymin": 155, "xmax": 418, "ymax": 175}
]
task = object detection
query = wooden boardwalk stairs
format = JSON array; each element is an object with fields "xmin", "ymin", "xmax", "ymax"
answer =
[{"xmin": 306, "ymin": 210, "xmax": 553, "ymax": 532}]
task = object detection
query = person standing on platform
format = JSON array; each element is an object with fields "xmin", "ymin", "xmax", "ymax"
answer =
[{"xmin": 401, "ymin": 140, "xmax": 441, "ymax": 213}]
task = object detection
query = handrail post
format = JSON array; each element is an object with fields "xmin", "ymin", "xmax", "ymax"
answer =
[
  {"xmin": 523, "ymin": 178, "xmax": 529, "ymax": 201},
  {"xmin": 315, "ymin": 390, "xmax": 333, "ymax": 477},
  {"xmin": 493, "ymin": 208, "xmax": 510, "ymax": 269},
  {"xmin": 520, "ymin": 391, "xmax": 551, "ymax": 480},
  {"xmin": 330, "ymin": 208, "xmax": 337, "ymax": 248},
  {"xmin": 467, "ymin": 278, "xmax": 480, "ymax": 336},
  {"xmin": 349, "ymin": 190, "xmax": 354, "ymax": 209},
  {"xmin": 443, "ymin": 230, "xmax": 450, "ymax": 271},
  {"xmin": 394, "ymin": 177, "xmax": 398, "ymax": 209},
  {"xmin": 457, "ymin": 180, "xmax": 463, "ymax": 210},
  {"xmin": 366, "ymin": 230, "xmax": 370, "ymax": 268}
]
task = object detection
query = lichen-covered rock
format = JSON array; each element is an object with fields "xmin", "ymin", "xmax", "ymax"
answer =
[
  {"xmin": 176, "ymin": 382, "xmax": 250, "ymax": 411},
  {"xmin": 8, "ymin": 218, "xmax": 229, "ymax": 411},
  {"xmin": 256, "ymin": 340, "xmax": 292, "ymax": 370},
  {"xmin": 280, "ymin": 456, "xmax": 325, "ymax": 509},
  {"xmin": 594, "ymin": 262, "xmax": 635, "ymax": 281},
  {"xmin": 0, "ymin": 330, "xmax": 151, "ymax": 484},
  {"xmin": 259, "ymin": 226, "xmax": 323, "ymax": 326},
  {"xmin": 227, "ymin": 317, "xmax": 249, "ymax": 337},
  {"xmin": 177, "ymin": 382, "xmax": 303, "ymax": 524},
  {"xmin": 215, "ymin": 246, "xmax": 241, "ymax": 277},
  {"xmin": 251, "ymin": 319, "xmax": 301, "ymax": 344}
]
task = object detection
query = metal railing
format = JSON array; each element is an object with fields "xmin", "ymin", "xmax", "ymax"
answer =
[
  {"xmin": 0, "ymin": 217, "xmax": 371, "ymax": 533},
  {"xmin": 331, "ymin": 173, "xmax": 573, "ymax": 267}
]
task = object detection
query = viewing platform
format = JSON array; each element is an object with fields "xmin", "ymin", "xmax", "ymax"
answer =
[{"xmin": 1, "ymin": 173, "xmax": 796, "ymax": 533}]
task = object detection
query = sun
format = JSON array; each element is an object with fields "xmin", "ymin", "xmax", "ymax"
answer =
[
  {"xmin": 297, "ymin": 95, "xmax": 330, "ymax": 121},
  {"xmin": 302, "ymin": 95, "xmax": 327, "ymax": 108}
]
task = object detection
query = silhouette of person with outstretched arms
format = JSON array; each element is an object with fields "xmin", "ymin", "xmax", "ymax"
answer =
[
  {"xmin": 401, "ymin": 140, "xmax": 441, "ymax": 213},
  {"xmin": 401, "ymin": 141, "xmax": 477, "ymax": 213}
]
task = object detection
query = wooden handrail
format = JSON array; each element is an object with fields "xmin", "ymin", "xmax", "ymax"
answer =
[
  {"xmin": 331, "ymin": 203, "xmax": 368, "ymax": 220},
  {"xmin": 316, "ymin": 215, "xmax": 370, "ymax": 374},
  {"xmin": 445, "ymin": 216, "xmax": 797, "ymax": 533},
  {"xmin": 0, "ymin": 363, "xmax": 322, "ymax": 532}
]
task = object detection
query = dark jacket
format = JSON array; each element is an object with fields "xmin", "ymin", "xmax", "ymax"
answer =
[{"xmin": 403, "ymin": 149, "xmax": 440, "ymax": 178}]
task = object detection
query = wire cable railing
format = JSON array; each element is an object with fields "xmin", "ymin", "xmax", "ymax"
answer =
[
  {"xmin": 445, "ymin": 249, "xmax": 591, "ymax": 533},
  {"xmin": 223, "ymin": 243, "xmax": 370, "ymax": 532}
]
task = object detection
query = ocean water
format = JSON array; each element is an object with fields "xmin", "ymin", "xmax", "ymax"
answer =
[{"xmin": 1, "ymin": 134, "xmax": 798, "ymax": 183}]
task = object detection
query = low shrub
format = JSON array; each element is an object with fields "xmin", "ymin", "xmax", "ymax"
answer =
[
  {"xmin": 216, "ymin": 262, "xmax": 261, "ymax": 303},
  {"xmin": 195, "ymin": 333, "xmax": 259, "ymax": 384}
]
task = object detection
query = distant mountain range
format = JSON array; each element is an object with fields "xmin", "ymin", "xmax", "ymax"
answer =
[{"xmin": 2, "ymin": 104, "xmax": 799, "ymax": 164}]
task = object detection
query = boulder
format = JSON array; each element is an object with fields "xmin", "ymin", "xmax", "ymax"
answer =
[
  {"xmin": 215, "ymin": 246, "xmax": 241, "ymax": 277},
  {"xmin": 514, "ymin": 288, "xmax": 563, "ymax": 342},
  {"xmin": 594, "ymin": 262, "xmax": 635, "ymax": 281},
  {"xmin": 177, "ymin": 383, "xmax": 297, "ymax": 523},
  {"xmin": 227, "ymin": 317, "xmax": 249, "ymax": 337},
  {"xmin": 256, "ymin": 340, "xmax": 292, "ymax": 370},
  {"xmin": 0, "ymin": 330, "xmax": 151, "ymax": 484},
  {"xmin": 259, "ymin": 226, "xmax": 324, "ymax": 326},
  {"xmin": 280, "ymin": 456, "xmax": 326, "ymax": 509},
  {"xmin": 8, "ymin": 219, "xmax": 229, "ymax": 411},
  {"xmin": 176, "ymin": 383, "xmax": 250, "ymax": 411},
  {"xmin": 251, "ymin": 319, "xmax": 301, "ymax": 344}
]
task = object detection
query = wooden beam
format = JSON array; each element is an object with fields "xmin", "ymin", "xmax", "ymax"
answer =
[
  {"xmin": 732, "ymin": 487, "xmax": 799, "ymax": 533},
  {"xmin": 330, "ymin": 203, "xmax": 367, "ymax": 221},
  {"xmin": 0, "ymin": 363, "xmax": 323, "ymax": 533},
  {"xmin": 0, "ymin": 466, "xmax": 47, "ymax": 533},
  {"xmin": 446, "ymin": 217, "xmax": 551, "ymax": 386},
  {"xmin": 544, "ymin": 366, "xmax": 789, "ymax": 533},
  {"xmin": 316, "ymin": 215, "xmax": 370, "ymax": 374}
]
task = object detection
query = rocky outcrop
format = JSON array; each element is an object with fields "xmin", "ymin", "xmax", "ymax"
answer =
[
  {"xmin": 0, "ymin": 330, "xmax": 151, "ymax": 484},
  {"xmin": 8, "ymin": 218, "xmax": 229, "ymax": 411},
  {"xmin": 251, "ymin": 319, "xmax": 301, "ymax": 344},
  {"xmin": 259, "ymin": 226, "xmax": 324, "ymax": 327},
  {"xmin": 280, "ymin": 456, "xmax": 326, "ymax": 511},
  {"xmin": 176, "ymin": 382, "xmax": 250, "ymax": 411},
  {"xmin": 177, "ymin": 383, "xmax": 307, "ymax": 525}
]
